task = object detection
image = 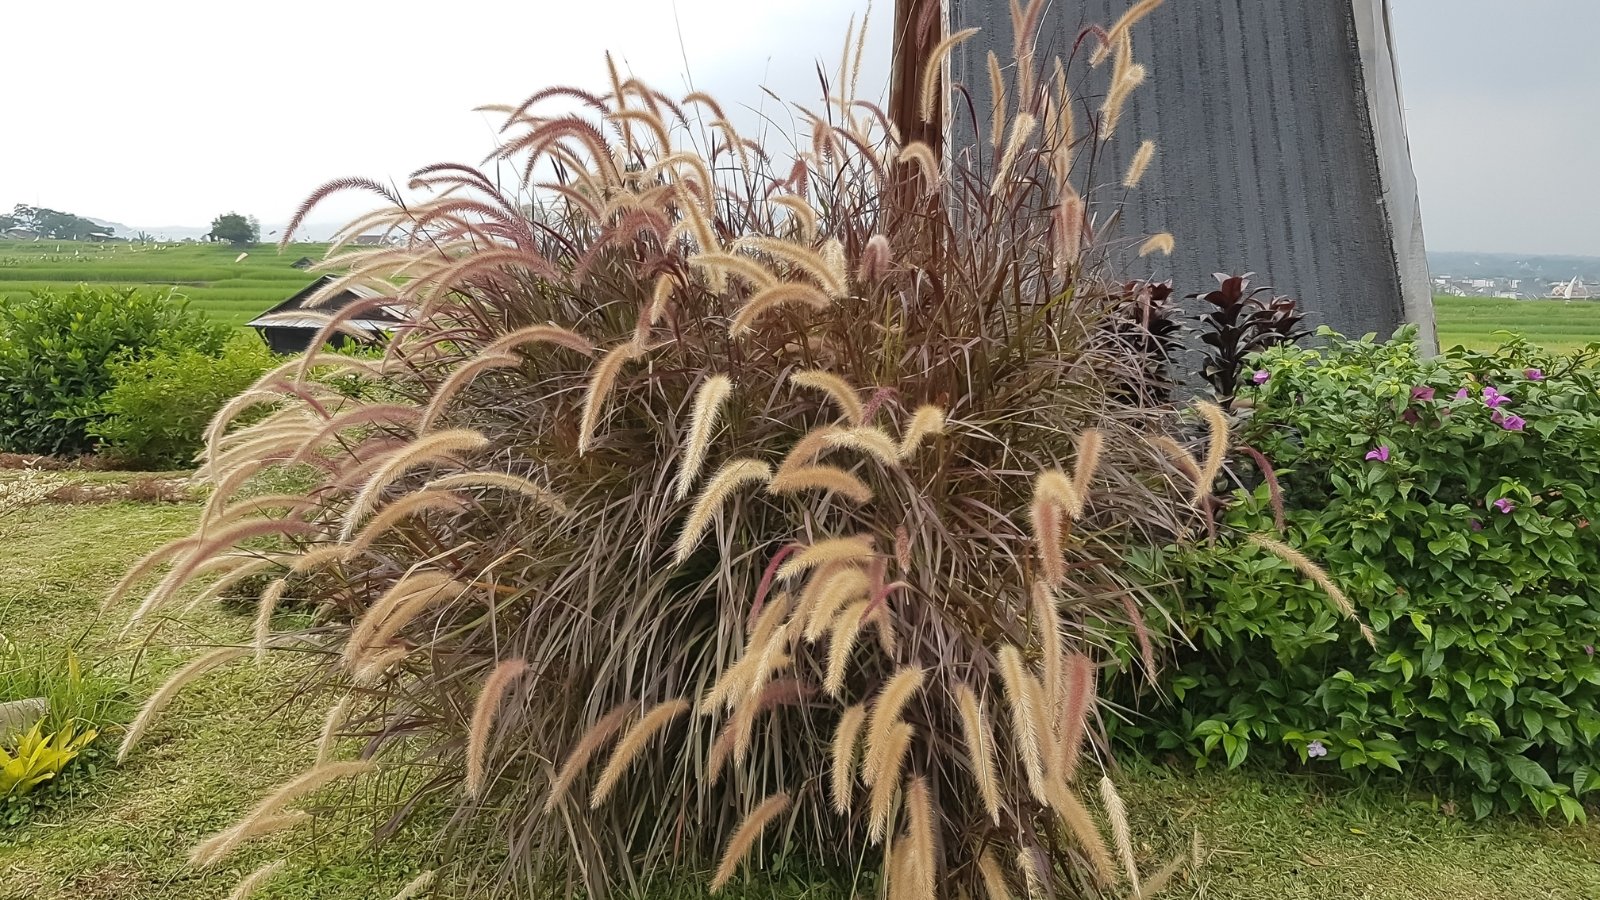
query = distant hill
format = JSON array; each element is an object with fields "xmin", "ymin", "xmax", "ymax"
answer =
[
  {"xmin": 1429, "ymin": 251, "xmax": 1600, "ymax": 282},
  {"xmin": 83, "ymin": 216, "xmax": 345, "ymax": 243}
]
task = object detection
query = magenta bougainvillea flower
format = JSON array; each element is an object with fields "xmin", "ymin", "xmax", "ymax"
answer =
[
  {"xmin": 1252, "ymin": 369, "xmax": 1270, "ymax": 385},
  {"xmin": 1365, "ymin": 446, "xmax": 1390, "ymax": 462},
  {"xmin": 1402, "ymin": 409, "xmax": 1421, "ymax": 425},
  {"xmin": 1483, "ymin": 386, "xmax": 1510, "ymax": 408},
  {"xmin": 1469, "ymin": 518, "xmax": 1483, "ymax": 532},
  {"xmin": 1494, "ymin": 497, "xmax": 1517, "ymax": 514},
  {"xmin": 1526, "ymin": 368, "xmax": 1545, "ymax": 381},
  {"xmin": 1492, "ymin": 411, "xmax": 1526, "ymax": 432},
  {"xmin": 1411, "ymin": 386, "xmax": 1436, "ymax": 402},
  {"xmin": 1454, "ymin": 387, "xmax": 1471, "ymax": 401}
]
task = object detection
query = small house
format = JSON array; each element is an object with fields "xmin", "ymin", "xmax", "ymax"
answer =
[{"xmin": 248, "ymin": 275, "xmax": 407, "ymax": 354}]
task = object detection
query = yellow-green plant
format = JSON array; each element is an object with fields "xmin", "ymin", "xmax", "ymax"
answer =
[
  {"xmin": 109, "ymin": 3, "xmax": 1232, "ymax": 897},
  {"xmin": 1, "ymin": 721, "xmax": 97, "ymax": 800}
]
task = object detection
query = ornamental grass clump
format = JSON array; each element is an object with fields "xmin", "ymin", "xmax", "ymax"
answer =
[{"xmin": 112, "ymin": 2, "xmax": 1229, "ymax": 895}]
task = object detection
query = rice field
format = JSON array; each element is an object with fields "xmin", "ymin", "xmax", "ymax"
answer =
[
  {"xmin": 1434, "ymin": 295, "xmax": 1600, "ymax": 354},
  {"xmin": 5, "ymin": 240, "xmax": 1598, "ymax": 352},
  {"xmin": 0, "ymin": 240, "xmax": 332, "ymax": 327}
]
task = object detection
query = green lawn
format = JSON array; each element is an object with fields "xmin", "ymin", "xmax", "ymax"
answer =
[
  {"xmin": 3, "ymin": 477, "xmax": 1599, "ymax": 899},
  {"xmin": 0, "ymin": 241, "xmax": 332, "ymax": 327},
  {"xmin": 1435, "ymin": 295, "xmax": 1600, "ymax": 354}
]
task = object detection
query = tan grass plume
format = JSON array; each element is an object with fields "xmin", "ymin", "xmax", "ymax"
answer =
[
  {"xmin": 867, "ymin": 722, "xmax": 913, "ymax": 844},
  {"xmin": 830, "ymin": 703, "xmax": 867, "ymax": 813},
  {"xmin": 675, "ymin": 374, "xmax": 734, "ymax": 500},
  {"xmin": 590, "ymin": 697, "xmax": 690, "ymax": 807},
  {"xmin": 316, "ymin": 694, "xmax": 354, "ymax": 764},
  {"xmin": 465, "ymin": 658, "xmax": 529, "ymax": 797},
  {"xmin": 987, "ymin": 50, "xmax": 1008, "ymax": 148},
  {"xmin": 341, "ymin": 429, "xmax": 489, "ymax": 539},
  {"xmin": 789, "ymin": 370, "xmax": 865, "ymax": 424},
  {"xmin": 545, "ymin": 702, "xmax": 633, "ymax": 811},
  {"xmin": 904, "ymin": 776, "xmax": 937, "ymax": 900},
  {"xmin": 1044, "ymin": 779, "xmax": 1117, "ymax": 886},
  {"xmin": 728, "ymin": 283, "xmax": 833, "ymax": 336},
  {"xmin": 991, "ymin": 112, "xmax": 1037, "ymax": 195},
  {"xmin": 954, "ymin": 683, "xmax": 1001, "ymax": 824},
  {"xmin": 825, "ymin": 600, "xmax": 872, "ymax": 697},
  {"xmin": 224, "ymin": 859, "xmax": 286, "ymax": 900},
  {"xmin": 1124, "ymin": 140, "xmax": 1157, "ymax": 188},
  {"xmin": 777, "ymin": 535, "xmax": 876, "ymax": 582},
  {"xmin": 977, "ymin": 849, "xmax": 1014, "ymax": 900},
  {"xmin": 864, "ymin": 666, "xmax": 926, "ymax": 785},
  {"xmin": 1193, "ymin": 401, "xmax": 1229, "ymax": 505},
  {"xmin": 1099, "ymin": 775, "xmax": 1142, "ymax": 894},
  {"xmin": 253, "ymin": 578, "xmax": 288, "ymax": 663},
  {"xmin": 674, "ymin": 459, "xmax": 773, "ymax": 563},
  {"xmin": 578, "ymin": 341, "xmax": 644, "ymax": 456},
  {"xmin": 1139, "ymin": 232, "xmax": 1175, "ymax": 257},
  {"xmin": 1247, "ymin": 533, "xmax": 1370, "ymax": 646},
  {"xmin": 1059, "ymin": 652, "xmax": 1096, "ymax": 782},
  {"xmin": 120, "ymin": 647, "xmax": 251, "ymax": 762},
  {"xmin": 918, "ymin": 28, "xmax": 981, "ymax": 123},
  {"xmin": 711, "ymin": 792, "xmax": 791, "ymax": 892},
  {"xmin": 387, "ymin": 871, "xmax": 436, "ymax": 900},
  {"xmin": 188, "ymin": 811, "xmax": 309, "ymax": 868},
  {"xmin": 898, "ymin": 405, "xmax": 946, "ymax": 458},
  {"xmin": 997, "ymin": 645, "xmax": 1047, "ymax": 800},
  {"xmin": 418, "ymin": 352, "xmax": 519, "ymax": 432},
  {"xmin": 425, "ymin": 471, "xmax": 568, "ymax": 515},
  {"xmin": 767, "ymin": 464, "xmax": 873, "ymax": 505}
]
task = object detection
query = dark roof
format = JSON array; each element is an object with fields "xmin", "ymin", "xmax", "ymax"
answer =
[{"xmin": 247, "ymin": 275, "xmax": 407, "ymax": 332}]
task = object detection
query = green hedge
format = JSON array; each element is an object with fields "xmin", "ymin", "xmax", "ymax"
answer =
[{"xmin": 1144, "ymin": 328, "xmax": 1600, "ymax": 820}]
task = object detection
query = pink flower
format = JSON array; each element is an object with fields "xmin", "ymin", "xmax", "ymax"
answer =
[
  {"xmin": 1365, "ymin": 446, "xmax": 1390, "ymax": 462},
  {"xmin": 1483, "ymin": 386, "xmax": 1510, "ymax": 408},
  {"xmin": 1411, "ymin": 386, "xmax": 1436, "ymax": 402},
  {"xmin": 1454, "ymin": 388, "xmax": 1471, "ymax": 401},
  {"xmin": 1492, "ymin": 412, "xmax": 1526, "ymax": 432},
  {"xmin": 1469, "ymin": 518, "xmax": 1483, "ymax": 531},
  {"xmin": 1252, "ymin": 369, "xmax": 1271, "ymax": 385},
  {"xmin": 1586, "ymin": 645, "xmax": 1595, "ymax": 657},
  {"xmin": 1306, "ymin": 740, "xmax": 1328, "ymax": 759},
  {"xmin": 1493, "ymin": 498, "xmax": 1517, "ymax": 514},
  {"xmin": 1526, "ymin": 369, "xmax": 1545, "ymax": 381},
  {"xmin": 1401, "ymin": 409, "xmax": 1421, "ymax": 425}
]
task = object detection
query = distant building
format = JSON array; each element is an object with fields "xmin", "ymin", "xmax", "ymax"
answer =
[
  {"xmin": 1549, "ymin": 278, "xmax": 1592, "ymax": 300},
  {"xmin": 351, "ymin": 234, "xmax": 394, "ymax": 247},
  {"xmin": 247, "ymin": 275, "xmax": 407, "ymax": 354}
]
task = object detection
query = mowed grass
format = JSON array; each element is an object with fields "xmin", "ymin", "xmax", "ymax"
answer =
[
  {"xmin": 1435, "ymin": 295, "xmax": 1600, "ymax": 354},
  {"xmin": 3, "ymin": 478, "xmax": 1600, "ymax": 899},
  {"xmin": 0, "ymin": 240, "xmax": 333, "ymax": 327}
]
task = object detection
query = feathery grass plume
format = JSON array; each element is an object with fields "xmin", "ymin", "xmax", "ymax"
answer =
[
  {"xmin": 184, "ymin": 555, "xmax": 284, "ymax": 613},
  {"xmin": 1054, "ymin": 189, "xmax": 1085, "ymax": 263},
  {"xmin": 1152, "ymin": 434, "xmax": 1203, "ymax": 484},
  {"xmin": 1100, "ymin": 62, "xmax": 1147, "ymax": 140},
  {"xmin": 954, "ymin": 683, "xmax": 1001, "ymax": 824},
  {"xmin": 578, "ymin": 341, "xmax": 644, "ymax": 456},
  {"xmin": 830, "ymin": 704, "xmax": 868, "ymax": 813},
  {"xmin": 419, "ymin": 353, "xmax": 520, "ymax": 432},
  {"xmin": 1099, "ymin": 775, "xmax": 1141, "ymax": 894},
  {"xmin": 1138, "ymin": 232, "xmax": 1175, "ymax": 257},
  {"xmin": 802, "ymin": 566, "xmax": 870, "ymax": 641},
  {"xmin": 193, "ymin": 760, "xmax": 377, "ymax": 867},
  {"xmin": 734, "ymin": 236, "xmax": 846, "ymax": 297},
  {"xmin": 1247, "ymin": 533, "xmax": 1370, "ymax": 645},
  {"xmin": 1031, "ymin": 582, "xmax": 1063, "ymax": 713},
  {"xmin": 863, "ymin": 666, "xmax": 926, "ymax": 785},
  {"xmin": 466, "ymin": 659, "xmax": 529, "ymax": 798},
  {"xmin": 867, "ymin": 723, "xmax": 913, "ymax": 844},
  {"xmin": 825, "ymin": 600, "xmax": 872, "ymax": 697},
  {"xmin": 977, "ymin": 849, "xmax": 1014, "ymax": 900},
  {"xmin": 343, "ymin": 492, "xmax": 467, "ymax": 558},
  {"xmin": 590, "ymin": 698, "xmax": 690, "ymax": 807},
  {"xmin": 120, "ymin": 647, "xmax": 251, "ymax": 762},
  {"xmin": 1044, "ymin": 778, "xmax": 1116, "ymax": 886},
  {"xmin": 224, "ymin": 859, "xmax": 287, "ymax": 900},
  {"xmin": 1193, "ymin": 401, "xmax": 1230, "ymax": 505},
  {"xmin": 675, "ymin": 374, "xmax": 734, "ymax": 500},
  {"xmin": 691, "ymin": 252, "xmax": 778, "ymax": 290},
  {"xmin": 777, "ymin": 535, "xmax": 876, "ymax": 582},
  {"xmin": 101, "ymin": 536, "xmax": 200, "ymax": 611},
  {"xmin": 710, "ymin": 792, "xmax": 790, "ymax": 893},
  {"xmin": 1016, "ymin": 848, "xmax": 1043, "ymax": 900},
  {"xmin": 1095, "ymin": 0, "xmax": 1168, "ymax": 64},
  {"xmin": 1123, "ymin": 140, "xmax": 1157, "ymax": 188},
  {"xmin": 991, "ymin": 112, "xmax": 1037, "ymax": 196},
  {"xmin": 1059, "ymin": 652, "xmax": 1094, "ymax": 782},
  {"xmin": 904, "ymin": 776, "xmax": 937, "ymax": 900},
  {"xmin": 341, "ymin": 429, "xmax": 490, "ymax": 540},
  {"xmin": 918, "ymin": 27, "xmax": 981, "ymax": 122},
  {"xmin": 702, "ymin": 592, "xmax": 793, "ymax": 713},
  {"xmin": 767, "ymin": 464, "xmax": 874, "ymax": 505},
  {"xmin": 545, "ymin": 703, "xmax": 634, "ymax": 812},
  {"xmin": 789, "ymin": 370, "xmax": 865, "ymax": 424},
  {"xmin": 352, "ymin": 646, "xmax": 412, "ymax": 686},
  {"xmin": 987, "ymin": 50, "xmax": 1008, "ymax": 149},
  {"xmin": 1141, "ymin": 851, "xmax": 1187, "ymax": 898},
  {"xmin": 997, "ymin": 645, "xmax": 1046, "ymax": 800},
  {"xmin": 897, "ymin": 405, "xmax": 945, "ymax": 458},
  {"xmin": 425, "ymin": 471, "xmax": 568, "ymax": 515},
  {"xmin": 896, "ymin": 141, "xmax": 941, "ymax": 189},
  {"xmin": 825, "ymin": 426, "xmax": 902, "ymax": 467},
  {"xmin": 343, "ymin": 572, "xmax": 457, "ymax": 667},
  {"xmin": 253, "ymin": 578, "xmax": 288, "ymax": 663},
  {"xmin": 483, "ymin": 323, "xmax": 596, "ymax": 358},
  {"xmin": 1074, "ymin": 428, "xmax": 1105, "ymax": 502},
  {"xmin": 387, "ymin": 871, "xmax": 437, "ymax": 900},
  {"xmin": 1029, "ymin": 471, "xmax": 1075, "ymax": 586},
  {"xmin": 673, "ymin": 459, "xmax": 773, "ymax": 563},
  {"xmin": 858, "ymin": 234, "xmax": 892, "ymax": 283},
  {"xmin": 727, "ymin": 282, "xmax": 834, "ymax": 336},
  {"xmin": 189, "ymin": 811, "xmax": 309, "ymax": 868},
  {"xmin": 316, "ymin": 694, "xmax": 354, "ymax": 764}
]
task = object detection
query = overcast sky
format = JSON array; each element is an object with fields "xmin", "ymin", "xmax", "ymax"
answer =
[{"xmin": 2, "ymin": 1, "xmax": 1594, "ymax": 255}]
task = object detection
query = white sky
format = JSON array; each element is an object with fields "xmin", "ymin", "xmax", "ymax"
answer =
[{"xmin": 2, "ymin": 0, "xmax": 1596, "ymax": 255}]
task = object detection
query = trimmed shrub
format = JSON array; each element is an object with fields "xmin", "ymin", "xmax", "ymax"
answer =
[
  {"xmin": 1145, "ymin": 328, "xmax": 1600, "ymax": 821},
  {"xmin": 108, "ymin": 12, "xmax": 1231, "ymax": 899},
  {"xmin": 91, "ymin": 333, "xmax": 277, "ymax": 468},
  {"xmin": 0, "ymin": 286, "xmax": 228, "ymax": 456}
]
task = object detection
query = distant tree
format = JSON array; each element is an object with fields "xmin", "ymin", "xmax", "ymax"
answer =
[
  {"xmin": 208, "ymin": 212, "xmax": 259, "ymax": 247},
  {"xmin": 3, "ymin": 204, "xmax": 105, "ymax": 240}
]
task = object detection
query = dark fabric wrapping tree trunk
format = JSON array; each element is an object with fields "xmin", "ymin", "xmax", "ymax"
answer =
[{"xmin": 945, "ymin": 0, "xmax": 1437, "ymax": 352}]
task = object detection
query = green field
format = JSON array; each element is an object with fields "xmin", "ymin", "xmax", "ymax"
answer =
[
  {"xmin": 4, "ymin": 240, "xmax": 1599, "ymax": 353},
  {"xmin": 1434, "ymin": 295, "xmax": 1600, "ymax": 353},
  {"xmin": 0, "ymin": 240, "xmax": 331, "ymax": 327}
]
